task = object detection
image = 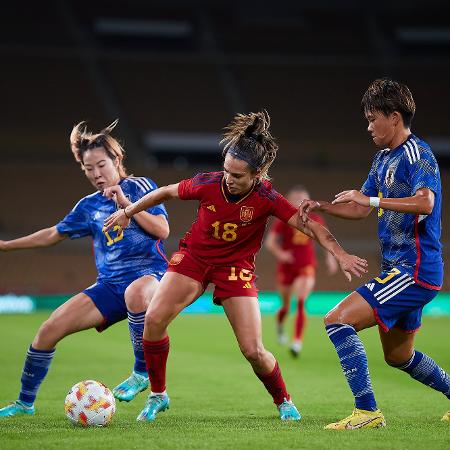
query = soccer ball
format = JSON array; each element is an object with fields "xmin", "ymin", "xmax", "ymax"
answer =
[{"xmin": 64, "ymin": 380, "xmax": 116, "ymax": 427}]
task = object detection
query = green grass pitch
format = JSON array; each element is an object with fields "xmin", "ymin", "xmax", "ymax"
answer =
[{"xmin": 0, "ymin": 312, "xmax": 449, "ymax": 449}]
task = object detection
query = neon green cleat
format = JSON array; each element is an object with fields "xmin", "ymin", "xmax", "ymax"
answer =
[
  {"xmin": 441, "ymin": 411, "xmax": 450, "ymax": 422},
  {"xmin": 325, "ymin": 408, "xmax": 386, "ymax": 430},
  {"xmin": 113, "ymin": 371, "xmax": 149, "ymax": 402},
  {"xmin": 0, "ymin": 401, "xmax": 35, "ymax": 418}
]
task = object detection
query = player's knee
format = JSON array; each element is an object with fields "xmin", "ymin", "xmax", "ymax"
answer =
[
  {"xmin": 34, "ymin": 317, "xmax": 62, "ymax": 345},
  {"xmin": 125, "ymin": 291, "xmax": 148, "ymax": 314},
  {"xmin": 241, "ymin": 344, "xmax": 265, "ymax": 364}
]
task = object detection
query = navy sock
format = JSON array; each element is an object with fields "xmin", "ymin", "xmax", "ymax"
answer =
[
  {"xmin": 397, "ymin": 350, "xmax": 450, "ymax": 399},
  {"xmin": 19, "ymin": 346, "xmax": 55, "ymax": 405},
  {"xmin": 326, "ymin": 324, "xmax": 377, "ymax": 411},
  {"xmin": 128, "ymin": 311, "xmax": 147, "ymax": 375}
]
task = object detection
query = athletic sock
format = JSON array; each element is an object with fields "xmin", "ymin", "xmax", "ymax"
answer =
[
  {"xmin": 277, "ymin": 306, "xmax": 288, "ymax": 324},
  {"xmin": 127, "ymin": 311, "xmax": 147, "ymax": 375},
  {"xmin": 294, "ymin": 298, "xmax": 306, "ymax": 341},
  {"xmin": 255, "ymin": 361, "xmax": 290, "ymax": 405},
  {"xmin": 326, "ymin": 324, "xmax": 377, "ymax": 411},
  {"xmin": 397, "ymin": 350, "xmax": 450, "ymax": 399},
  {"xmin": 19, "ymin": 346, "xmax": 55, "ymax": 405},
  {"xmin": 142, "ymin": 336, "xmax": 169, "ymax": 393}
]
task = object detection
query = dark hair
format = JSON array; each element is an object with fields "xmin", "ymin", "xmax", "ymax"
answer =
[
  {"xmin": 361, "ymin": 78, "xmax": 416, "ymax": 128},
  {"xmin": 221, "ymin": 110, "xmax": 278, "ymax": 180},
  {"xmin": 70, "ymin": 119, "xmax": 128, "ymax": 178}
]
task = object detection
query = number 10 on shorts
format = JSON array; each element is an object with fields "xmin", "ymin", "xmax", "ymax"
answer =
[{"xmin": 228, "ymin": 267, "xmax": 253, "ymax": 281}]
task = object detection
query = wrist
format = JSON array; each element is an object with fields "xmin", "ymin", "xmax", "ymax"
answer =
[
  {"xmin": 123, "ymin": 206, "xmax": 132, "ymax": 218},
  {"xmin": 369, "ymin": 197, "xmax": 380, "ymax": 208}
]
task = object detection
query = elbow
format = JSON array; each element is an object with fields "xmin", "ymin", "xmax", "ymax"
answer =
[
  {"xmin": 421, "ymin": 204, "xmax": 433, "ymax": 215},
  {"xmin": 158, "ymin": 224, "xmax": 170, "ymax": 240}
]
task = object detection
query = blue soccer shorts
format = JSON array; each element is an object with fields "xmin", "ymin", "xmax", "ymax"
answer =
[{"xmin": 356, "ymin": 266, "xmax": 439, "ymax": 333}]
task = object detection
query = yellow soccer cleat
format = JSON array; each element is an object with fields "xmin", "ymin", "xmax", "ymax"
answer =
[
  {"xmin": 441, "ymin": 411, "xmax": 450, "ymax": 422},
  {"xmin": 325, "ymin": 408, "xmax": 386, "ymax": 430}
]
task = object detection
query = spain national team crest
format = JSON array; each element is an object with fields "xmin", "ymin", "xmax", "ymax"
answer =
[
  {"xmin": 169, "ymin": 253, "xmax": 184, "ymax": 265},
  {"xmin": 240, "ymin": 206, "xmax": 254, "ymax": 223}
]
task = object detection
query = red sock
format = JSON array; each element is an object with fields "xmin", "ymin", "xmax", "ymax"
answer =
[
  {"xmin": 255, "ymin": 361, "xmax": 290, "ymax": 405},
  {"xmin": 277, "ymin": 307, "xmax": 288, "ymax": 324},
  {"xmin": 142, "ymin": 336, "xmax": 170, "ymax": 393},
  {"xmin": 294, "ymin": 298, "xmax": 306, "ymax": 341}
]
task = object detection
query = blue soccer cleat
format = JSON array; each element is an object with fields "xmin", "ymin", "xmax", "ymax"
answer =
[
  {"xmin": 0, "ymin": 401, "xmax": 35, "ymax": 418},
  {"xmin": 278, "ymin": 398, "xmax": 301, "ymax": 421},
  {"xmin": 113, "ymin": 371, "xmax": 149, "ymax": 402},
  {"xmin": 136, "ymin": 393, "xmax": 170, "ymax": 422}
]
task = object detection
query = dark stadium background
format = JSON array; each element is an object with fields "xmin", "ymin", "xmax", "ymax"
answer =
[{"xmin": 1, "ymin": 0, "xmax": 449, "ymax": 295}]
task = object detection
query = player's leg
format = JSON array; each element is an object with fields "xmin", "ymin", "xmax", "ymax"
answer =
[
  {"xmin": 379, "ymin": 323, "xmax": 450, "ymax": 419},
  {"xmin": 290, "ymin": 273, "xmax": 315, "ymax": 356},
  {"xmin": 323, "ymin": 291, "xmax": 385, "ymax": 429},
  {"xmin": 113, "ymin": 275, "xmax": 160, "ymax": 402},
  {"xmin": 0, "ymin": 293, "xmax": 104, "ymax": 417},
  {"xmin": 222, "ymin": 296, "xmax": 300, "ymax": 421},
  {"xmin": 276, "ymin": 283, "xmax": 291, "ymax": 345},
  {"xmin": 137, "ymin": 271, "xmax": 203, "ymax": 422}
]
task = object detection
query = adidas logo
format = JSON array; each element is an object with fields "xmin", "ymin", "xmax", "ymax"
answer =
[
  {"xmin": 365, "ymin": 283, "xmax": 375, "ymax": 291},
  {"xmin": 243, "ymin": 282, "xmax": 252, "ymax": 289},
  {"xmin": 207, "ymin": 205, "xmax": 216, "ymax": 212}
]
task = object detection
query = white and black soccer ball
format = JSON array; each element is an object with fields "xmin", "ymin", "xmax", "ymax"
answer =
[{"xmin": 64, "ymin": 380, "xmax": 116, "ymax": 427}]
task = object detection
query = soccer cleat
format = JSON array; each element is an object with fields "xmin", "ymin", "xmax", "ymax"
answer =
[
  {"xmin": 278, "ymin": 398, "xmax": 301, "ymax": 421},
  {"xmin": 290, "ymin": 341, "xmax": 303, "ymax": 358},
  {"xmin": 325, "ymin": 408, "xmax": 386, "ymax": 430},
  {"xmin": 0, "ymin": 401, "xmax": 35, "ymax": 418},
  {"xmin": 113, "ymin": 371, "xmax": 149, "ymax": 402},
  {"xmin": 441, "ymin": 411, "xmax": 450, "ymax": 422},
  {"xmin": 276, "ymin": 324, "xmax": 288, "ymax": 345},
  {"xmin": 136, "ymin": 393, "xmax": 170, "ymax": 422}
]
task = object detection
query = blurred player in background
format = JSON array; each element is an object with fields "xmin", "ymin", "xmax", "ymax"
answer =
[
  {"xmin": 0, "ymin": 121, "xmax": 169, "ymax": 418},
  {"xmin": 104, "ymin": 110, "xmax": 368, "ymax": 423},
  {"xmin": 266, "ymin": 185, "xmax": 338, "ymax": 356},
  {"xmin": 300, "ymin": 78, "xmax": 449, "ymax": 429}
]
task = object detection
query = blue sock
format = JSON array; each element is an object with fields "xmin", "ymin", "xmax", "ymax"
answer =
[
  {"xmin": 397, "ymin": 351, "xmax": 450, "ymax": 399},
  {"xmin": 326, "ymin": 324, "xmax": 377, "ymax": 411},
  {"xmin": 19, "ymin": 346, "xmax": 55, "ymax": 405},
  {"xmin": 128, "ymin": 311, "xmax": 147, "ymax": 375}
]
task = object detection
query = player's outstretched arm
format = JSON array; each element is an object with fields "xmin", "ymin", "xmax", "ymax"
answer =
[
  {"xmin": 103, "ymin": 184, "xmax": 170, "ymax": 240},
  {"xmin": 288, "ymin": 213, "xmax": 368, "ymax": 282},
  {"xmin": 103, "ymin": 183, "xmax": 180, "ymax": 233},
  {"xmin": 299, "ymin": 198, "xmax": 372, "ymax": 223},
  {"xmin": 333, "ymin": 188, "xmax": 434, "ymax": 215},
  {"xmin": 0, "ymin": 226, "xmax": 66, "ymax": 252}
]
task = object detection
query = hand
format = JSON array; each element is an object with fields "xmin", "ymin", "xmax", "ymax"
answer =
[
  {"xmin": 103, "ymin": 185, "xmax": 130, "ymax": 209},
  {"xmin": 325, "ymin": 252, "xmax": 339, "ymax": 275},
  {"xmin": 103, "ymin": 209, "xmax": 130, "ymax": 233},
  {"xmin": 278, "ymin": 250, "xmax": 294, "ymax": 264},
  {"xmin": 336, "ymin": 253, "xmax": 368, "ymax": 282},
  {"xmin": 298, "ymin": 199, "xmax": 320, "ymax": 224},
  {"xmin": 332, "ymin": 190, "xmax": 369, "ymax": 207}
]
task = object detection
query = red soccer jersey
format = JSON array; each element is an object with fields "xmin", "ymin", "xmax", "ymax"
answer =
[
  {"xmin": 177, "ymin": 172, "xmax": 298, "ymax": 269},
  {"xmin": 271, "ymin": 212, "xmax": 325, "ymax": 267}
]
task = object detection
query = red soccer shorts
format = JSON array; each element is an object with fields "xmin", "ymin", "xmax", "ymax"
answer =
[
  {"xmin": 167, "ymin": 250, "xmax": 258, "ymax": 304},
  {"xmin": 276, "ymin": 263, "xmax": 316, "ymax": 286}
]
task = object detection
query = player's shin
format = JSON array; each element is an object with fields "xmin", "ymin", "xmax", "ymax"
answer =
[
  {"xmin": 395, "ymin": 351, "xmax": 450, "ymax": 399},
  {"xmin": 128, "ymin": 311, "xmax": 147, "ymax": 375},
  {"xmin": 142, "ymin": 336, "xmax": 170, "ymax": 394},
  {"xmin": 254, "ymin": 360, "xmax": 290, "ymax": 405},
  {"xmin": 326, "ymin": 324, "xmax": 377, "ymax": 411},
  {"xmin": 19, "ymin": 346, "xmax": 55, "ymax": 405}
]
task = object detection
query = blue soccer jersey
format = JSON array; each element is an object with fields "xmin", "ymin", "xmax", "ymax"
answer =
[
  {"xmin": 56, "ymin": 176, "xmax": 168, "ymax": 284},
  {"xmin": 361, "ymin": 134, "xmax": 443, "ymax": 289}
]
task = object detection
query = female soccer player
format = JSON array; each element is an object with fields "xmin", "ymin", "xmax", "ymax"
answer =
[
  {"xmin": 104, "ymin": 110, "xmax": 368, "ymax": 422},
  {"xmin": 266, "ymin": 186, "xmax": 338, "ymax": 356},
  {"xmin": 300, "ymin": 78, "xmax": 449, "ymax": 429},
  {"xmin": 0, "ymin": 120, "xmax": 169, "ymax": 418}
]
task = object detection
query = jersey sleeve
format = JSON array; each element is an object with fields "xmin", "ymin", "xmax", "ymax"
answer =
[
  {"xmin": 271, "ymin": 192, "xmax": 298, "ymax": 223},
  {"xmin": 178, "ymin": 173, "xmax": 211, "ymax": 200},
  {"xmin": 55, "ymin": 199, "xmax": 91, "ymax": 240},
  {"xmin": 409, "ymin": 153, "xmax": 440, "ymax": 195},
  {"xmin": 360, "ymin": 153, "xmax": 380, "ymax": 196}
]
